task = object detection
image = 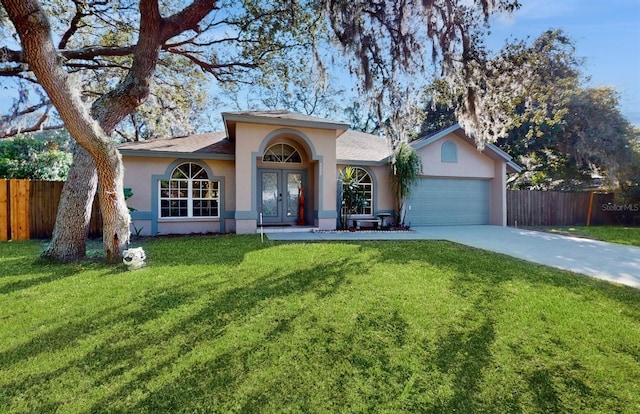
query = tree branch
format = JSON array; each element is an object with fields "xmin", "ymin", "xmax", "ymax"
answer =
[
  {"xmin": 58, "ymin": 0, "xmax": 87, "ymax": 49},
  {"xmin": 1, "ymin": 45, "xmax": 135, "ymax": 65},
  {"xmin": 161, "ymin": 0, "xmax": 220, "ymax": 43}
]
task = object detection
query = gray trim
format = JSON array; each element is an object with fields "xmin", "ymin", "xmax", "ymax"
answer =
[
  {"xmin": 249, "ymin": 128, "xmax": 325, "ymax": 222},
  {"xmin": 507, "ymin": 160, "xmax": 523, "ymax": 173},
  {"xmin": 235, "ymin": 211, "xmax": 256, "ymax": 220},
  {"xmin": 131, "ymin": 211, "xmax": 153, "ymax": 220},
  {"xmin": 259, "ymin": 128, "xmax": 321, "ymax": 159},
  {"xmin": 411, "ymin": 124, "xmax": 461, "ymax": 151},
  {"xmin": 130, "ymin": 210, "xmax": 154, "ymax": 236},
  {"xmin": 222, "ymin": 111, "xmax": 349, "ymax": 131},
  {"xmin": 151, "ymin": 159, "xmax": 226, "ymax": 235},
  {"xmin": 485, "ymin": 142, "xmax": 519, "ymax": 164},
  {"xmin": 317, "ymin": 210, "xmax": 337, "ymax": 219},
  {"xmin": 119, "ymin": 149, "xmax": 234, "ymax": 160},
  {"xmin": 336, "ymin": 159, "xmax": 388, "ymax": 167}
]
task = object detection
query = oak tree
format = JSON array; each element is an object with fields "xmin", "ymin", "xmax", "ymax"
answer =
[{"xmin": 0, "ymin": 0, "xmax": 518, "ymax": 261}]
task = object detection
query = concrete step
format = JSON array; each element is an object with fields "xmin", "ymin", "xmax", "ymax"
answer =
[{"xmin": 256, "ymin": 225, "xmax": 319, "ymax": 234}]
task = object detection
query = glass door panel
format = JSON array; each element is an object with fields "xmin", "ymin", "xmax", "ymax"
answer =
[
  {"xmin": 261, "ymin": 172, "xmax": 279, "ymax": 218},
  {"xmin": 286, "ymin": 173, "xmax": 302, "ymax": 218},
  {"xmin": 258, "ymin": 169, "xmax": 306, "ymax": 224}
]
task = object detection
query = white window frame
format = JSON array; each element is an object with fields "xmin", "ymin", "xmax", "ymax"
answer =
[
  {"xmin": 341, "ymin": 167, "xmax": 374, "ymax": 217},
  {"xmin": 159, "ymin": 163, "xmax": 220, "ymax": 218},
  {"xmin": 263, "ymin": 143, "xmax": 302, "ymax": 163}
]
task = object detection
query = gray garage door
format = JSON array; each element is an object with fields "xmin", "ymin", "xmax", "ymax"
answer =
[{"xmin": 404, "ymin": 178, "xmax": 490, "ymax": 226}]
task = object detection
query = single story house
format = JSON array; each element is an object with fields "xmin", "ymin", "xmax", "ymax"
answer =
[{"xmin": 119, "ymin": 110, "xmax": 521, "ymax": 235}]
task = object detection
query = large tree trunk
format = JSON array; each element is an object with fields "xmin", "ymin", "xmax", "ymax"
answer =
[
  {"xmin": 3, "ymin": 0, "xmax": 131, "ymax": 261},
  {"xmin": 43, "ymin": 143, "xmax": 131, "ymax": 263},
  {"xmin": 42, "ymin": 146, "xmax": 97, "ymax": 262},
  {"xmin": 93, "ymin": 145, "xmax": 131, "ymax": 262},
  {"xmin": 4, "ymin": 0, "xmax": 216, "ymax": 262}
]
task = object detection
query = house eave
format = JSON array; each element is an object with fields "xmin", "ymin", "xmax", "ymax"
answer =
[
  {"xmin": 222, "ymin": 111, "xmax": 350, "ymax": 135},
  {"xmin": 507, "ymin": 160, "xmax": 523, "ymax": 173},
  {"xmin": 119, "ymin": 149, "xmax": 235, "ymax": 161},
  {"xmin": 412, "ymin": 123, "xmax": 523, "ymax": 172},
  {"xmin": 336, "ymin": 158, "xmax": 389, "ymax": 167},
  {"xmin": 410, "ymin": 123, "xmax": 461, "ymax": 151}
]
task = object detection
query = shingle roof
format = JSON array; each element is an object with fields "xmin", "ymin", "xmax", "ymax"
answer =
[
  {"xmin": 117, "ymin": 122, "xmax": 390, "ymax": 164},
  {"xmin": 336, "ymin": 130, "xmax": 392, "ymax": 164},
  {"xmin": 118, "ymin": 132, "xmax": 234, "ymax": 157}
]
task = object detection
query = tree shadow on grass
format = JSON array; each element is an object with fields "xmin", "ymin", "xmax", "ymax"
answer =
[
  {"xmin": 78, "ymin": 256, "xmax": 360, "ymax": 412},
  {"xmin": 371, "ymin": 240, "xmax": 640, "ymax": 311},
  {"xmin": 1, "ymin": 234, "xmax": 270, "ymax": 295},
  {"xmin": 138, "ymin": 234, "xmax": 274, "ymax": 267},
  {"xmin": 367, "ymin": 239, "xmax": 638, "ymax": 411},
  {"xmin": 123, "ymin": 299, "xmax": 412, "ymax": 413},
  {"xmin": 0, "ymin": 260, "xmax": 96, "ymax": 294}
]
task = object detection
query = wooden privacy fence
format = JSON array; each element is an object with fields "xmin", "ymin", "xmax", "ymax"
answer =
[
  {"xmin": 0, "ymin": 181, "xmax": 627, "ymax": 240},
  {"xmin": 0, "ymin": 179, "xmax": 102, "ymax": 241},
  {"xmin": 507, "ymin": 190, "xmax": 614, "ymax": 227}
]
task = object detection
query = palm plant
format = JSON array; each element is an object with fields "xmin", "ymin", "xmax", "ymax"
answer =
[
  {"xmin": 339, "ymin": 166, "xmax": 366, "ymax": 229},
  {"xmin": 391, "ymin": 142, "xmax": 423, "ymax": 227}
]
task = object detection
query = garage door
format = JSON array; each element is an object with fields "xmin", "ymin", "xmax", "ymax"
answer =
[{"xmin": 404, "ymin": 178, "xmax": 490, "ymax": 226}]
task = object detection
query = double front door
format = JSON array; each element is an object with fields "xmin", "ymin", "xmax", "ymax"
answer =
[{"xmin": 258, "ymin": 169, "xmax": 306, "ymax": 224}]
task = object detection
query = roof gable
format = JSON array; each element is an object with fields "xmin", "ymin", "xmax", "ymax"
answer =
[
  {"xmin": 411, "ymin": 124, "xmax": 522, "ymax": 173},
  {"xmin": 222, "ymin": 110, "xmax": 350, "ymax": 141}
]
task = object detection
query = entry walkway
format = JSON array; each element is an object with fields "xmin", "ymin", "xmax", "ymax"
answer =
[{"xmin": 267, "ymin": 225, "xmax": 640, "ymax": 289}]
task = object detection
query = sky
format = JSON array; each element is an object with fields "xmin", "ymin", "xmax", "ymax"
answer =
[
  {"xmin": 484, "ymin": 0, "xmax": 640, "ymax": 126},
  {"xmin": 1, "ymin": 1, "xmax": 638, "ymax": 130}
]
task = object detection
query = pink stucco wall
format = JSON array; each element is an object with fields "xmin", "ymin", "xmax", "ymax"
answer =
[
  {"xmin": 122, "ymin": 156, "xmax": 236, "ymax": 236},
  {"xmin": 419, "ymin": 135, "xmax": 495, "ymax": 178},
  {"xmin": 233, "ymin": 122, "xmax": 339, "ymax": 233}
]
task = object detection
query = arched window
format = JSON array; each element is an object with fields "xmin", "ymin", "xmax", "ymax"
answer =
[
  {"xmin": 263, "ymin": 143, "xmax": 302, "ymax": 163},
  {"xmin": 159, "ymin": 163, "xmax": 220, "ymax": 218},
  {"xmin": 441, "ymin": 140, "xmax": 458, "ymax": 163},
  {"xmin": 341, "ymin": 167, "xmax": 373, "ymax": 216}
]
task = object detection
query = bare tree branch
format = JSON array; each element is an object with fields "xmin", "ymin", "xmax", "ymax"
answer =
[{"xmin": 58, "ymin": 0, "xmax": 87, "ymax": 49}]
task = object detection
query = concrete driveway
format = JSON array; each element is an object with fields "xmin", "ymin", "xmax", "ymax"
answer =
[
  {"xmin": 413, "ymin": 226, "xmax": 640, "ymax": 289},
  {"xmin": 267, "ymin": 225, "xmax": 640, "ymax": 289}
]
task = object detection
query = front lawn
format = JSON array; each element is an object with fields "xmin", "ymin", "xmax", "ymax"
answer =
[
  {"xmin": 541, "ymin": 226, "xmax": 640, "ymax": 247},
  {"xmin": 1, "ymin": 236, "xmax": 639, "ymax": 413}
]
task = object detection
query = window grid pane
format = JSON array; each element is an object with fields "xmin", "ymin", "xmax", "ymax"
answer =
[
  {"xmin": 263, "ymin": 143, "xmax": 302, "ymax": 163},
  {"xmin": 160, "ymin": 163, "xmax": 220, "ymax": 218},
  {"xmin": 341, "ymin": 167, "xmax": 374, "ymax": 216}
]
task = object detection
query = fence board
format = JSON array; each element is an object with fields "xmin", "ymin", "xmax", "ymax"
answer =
[
  {"xmin": 9, "ymin": 179, "xmax": 30, "ymax": 240},
  {"xmin": 507, "ymin": 190, "xmax": 614, "ymax": 227},
  {"xmin": 30, "ymin": 180, "xmax": 64, "ymax": 239},
  {"xmin": 0, "ymin": 179, "xmax": 8, "ymax": 241},
  {"xmin": 0, "ymin": 179, "xmax": 103, "ymax": 240},
  {"xmin": 28, "ymin": 180, "xmax": 102, "ymax": 239}
]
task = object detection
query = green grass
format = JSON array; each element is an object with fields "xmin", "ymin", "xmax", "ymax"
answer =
[
  {"xmin": 1, "ymin": 235, "xmax": 639, "ymax": 413},
  {"xmin": 541, "ymin": 226, "xmax": 640, "ymax": 247}
]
